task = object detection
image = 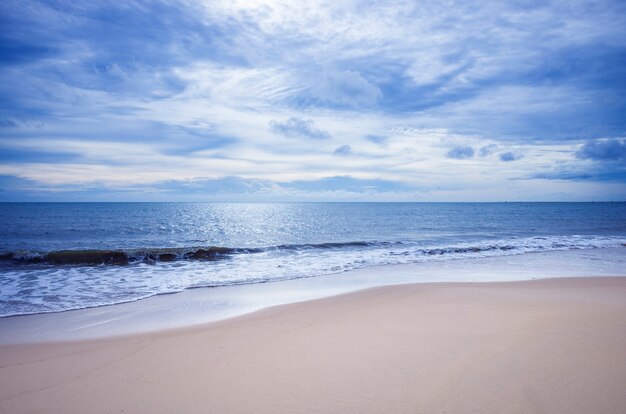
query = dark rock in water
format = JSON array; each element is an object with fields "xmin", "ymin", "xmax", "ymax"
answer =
[
  {"xmin": 184, "ymin": 247, "xmax": 231, "ymax": 260},
  {"xmin": 44, "ymin": 250, "xmax": 129, "ymax": 265},
  {"xmin": 158, "ymin": 253, "xmax": 177, "ymax": 262},
  {"xmin": 427, "ymin": 249, "xmax": 444, "ymax": 255},
  {"xmin": 0, "ymin": 252, "xmax": 13, "ymax": 260}
]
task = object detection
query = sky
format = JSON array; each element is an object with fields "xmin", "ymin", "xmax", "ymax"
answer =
[{"xmin": 1, "ymin": 0, "xmax": 625, "ymax": 201}]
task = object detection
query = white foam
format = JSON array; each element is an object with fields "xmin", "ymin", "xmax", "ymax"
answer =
[{"xmin": 1, "ymin": 235, "xmax": 625, "ymax": 316}]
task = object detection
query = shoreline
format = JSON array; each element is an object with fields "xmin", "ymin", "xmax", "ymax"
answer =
[
  {"xmin": 3, "ymin": 237, "xmax": 624, "ymax": 319},
  {"xmin": 1, "ymin": 247, "xmax": 625, "ymax": 344},
  {"xmin": 2, "ymin": 276, "xmax": 626, "ymax": 413}
]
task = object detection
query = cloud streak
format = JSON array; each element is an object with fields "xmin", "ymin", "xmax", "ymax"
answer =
[
  {"xmin": 499, "ymin": 151, "xmax": 523, "ymax": 162},
  {"xmin": 447, "ymin": 146, "xmax": 475, "ymax": 160},
  {"xmin": 269, "ymin": 118, "xmax": 330, "ymax": 140},
  {"xmin": 334, "ymin": 145, "xmax": 352, "ymax": 156}
]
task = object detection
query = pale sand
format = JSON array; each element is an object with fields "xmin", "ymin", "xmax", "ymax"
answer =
[{"xmin": 1, "ymin": 277, "xmax": 626, "ymax": 414}]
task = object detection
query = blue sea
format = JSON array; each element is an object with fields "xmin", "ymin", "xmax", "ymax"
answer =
[{"xmin": 1, "ymin": 202, "xmax": 625, "ymax": 317}]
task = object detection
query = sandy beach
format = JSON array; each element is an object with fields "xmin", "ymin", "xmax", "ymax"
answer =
[
  {"xmin": 1, "ymin": 276, "xmax": 625, "ymax": 413},
  {"xmin": 3, "ymin": 0, "xmax": 626, "ymax": 411}
]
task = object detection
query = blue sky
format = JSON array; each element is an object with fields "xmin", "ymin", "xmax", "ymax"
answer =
[{"xmin": 1, "ymin": 0, "xmax": 625, "ymax": 201}]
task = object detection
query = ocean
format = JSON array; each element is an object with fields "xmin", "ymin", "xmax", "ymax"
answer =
[{"xmin": 1, "ymin": 202, "xmax": 625, "ymax": 317}]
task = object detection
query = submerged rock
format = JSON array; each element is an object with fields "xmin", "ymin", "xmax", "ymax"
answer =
[
  {"xmin": 44, "ymin": 250, "xmax": 129, "ymax": 265},
  {"xmin": 158, "ymin": 253, "xmax": 177, "ymax": 262},
  {"xmin": 184, "ymin": 247, "xmax": 231, "ymax": 260}
]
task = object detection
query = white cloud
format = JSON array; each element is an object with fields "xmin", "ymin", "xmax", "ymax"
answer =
[{"xmin": 2, "ymin": 0, "xmax": 625, "ymax": 200}]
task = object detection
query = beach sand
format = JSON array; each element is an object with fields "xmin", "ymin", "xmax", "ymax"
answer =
[{"xmin": 1, "ymin": 276, "xmax": 625, "ymax": 413}]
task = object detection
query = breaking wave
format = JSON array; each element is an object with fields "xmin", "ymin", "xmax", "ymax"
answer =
[
  {"xmin": 0, "ymin": 237, "xmax": 624, "ymax": 267},
  {"xmin": 1, "ymin": 235, "xmax": 624, "ymax": 317}
]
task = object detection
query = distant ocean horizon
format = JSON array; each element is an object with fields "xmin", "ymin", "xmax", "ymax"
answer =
[{"xmin": 1, "ymin": 202, "xmax": 625, "ymax": 317}]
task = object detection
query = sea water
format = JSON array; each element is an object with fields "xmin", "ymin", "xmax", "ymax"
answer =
[{"xmin": 1, "ymin": 202, "xmax": 625, "ymax": 316}]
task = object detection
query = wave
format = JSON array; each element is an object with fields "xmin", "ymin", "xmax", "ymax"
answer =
[
  {"xmin": 0, "ymin": 237, "xmax": 624, "ymax": 267},
  {"xmin": 0, "ymin": 241, "xmax": 398, "ymax": 266},
  {"xmin": 0, "ymin": 246, "xmax": 244, "ymax": 265},
  {"xmin": 1, "ymin": 235, "xmax": 625, "ymax": 318}
]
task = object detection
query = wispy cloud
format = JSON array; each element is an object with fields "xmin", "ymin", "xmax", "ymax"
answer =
[
  {"xmin": 1, "ymin": 0, "xmax": 625, "ymax": 200},
  {"xmin": 446, "ymin": 146, "xmax": 475, "ymax": 160},
  {"xmin": 269, "ymin": 118, "xmax": 330, "ymax": 140},
  {"xmin": 479, "ymin": 144, "xmax": 498, "ymax": 157},
  {"xmin": 333, "ymin": 145, "xmax": 352, "ymax": 156},
  {"xmin": 576, "ymin": 138, "xmax": 626, "ymax": 162},
  {"xmin": 499, "ymin": 151, "xmax": 523, "ymax": 162}
]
